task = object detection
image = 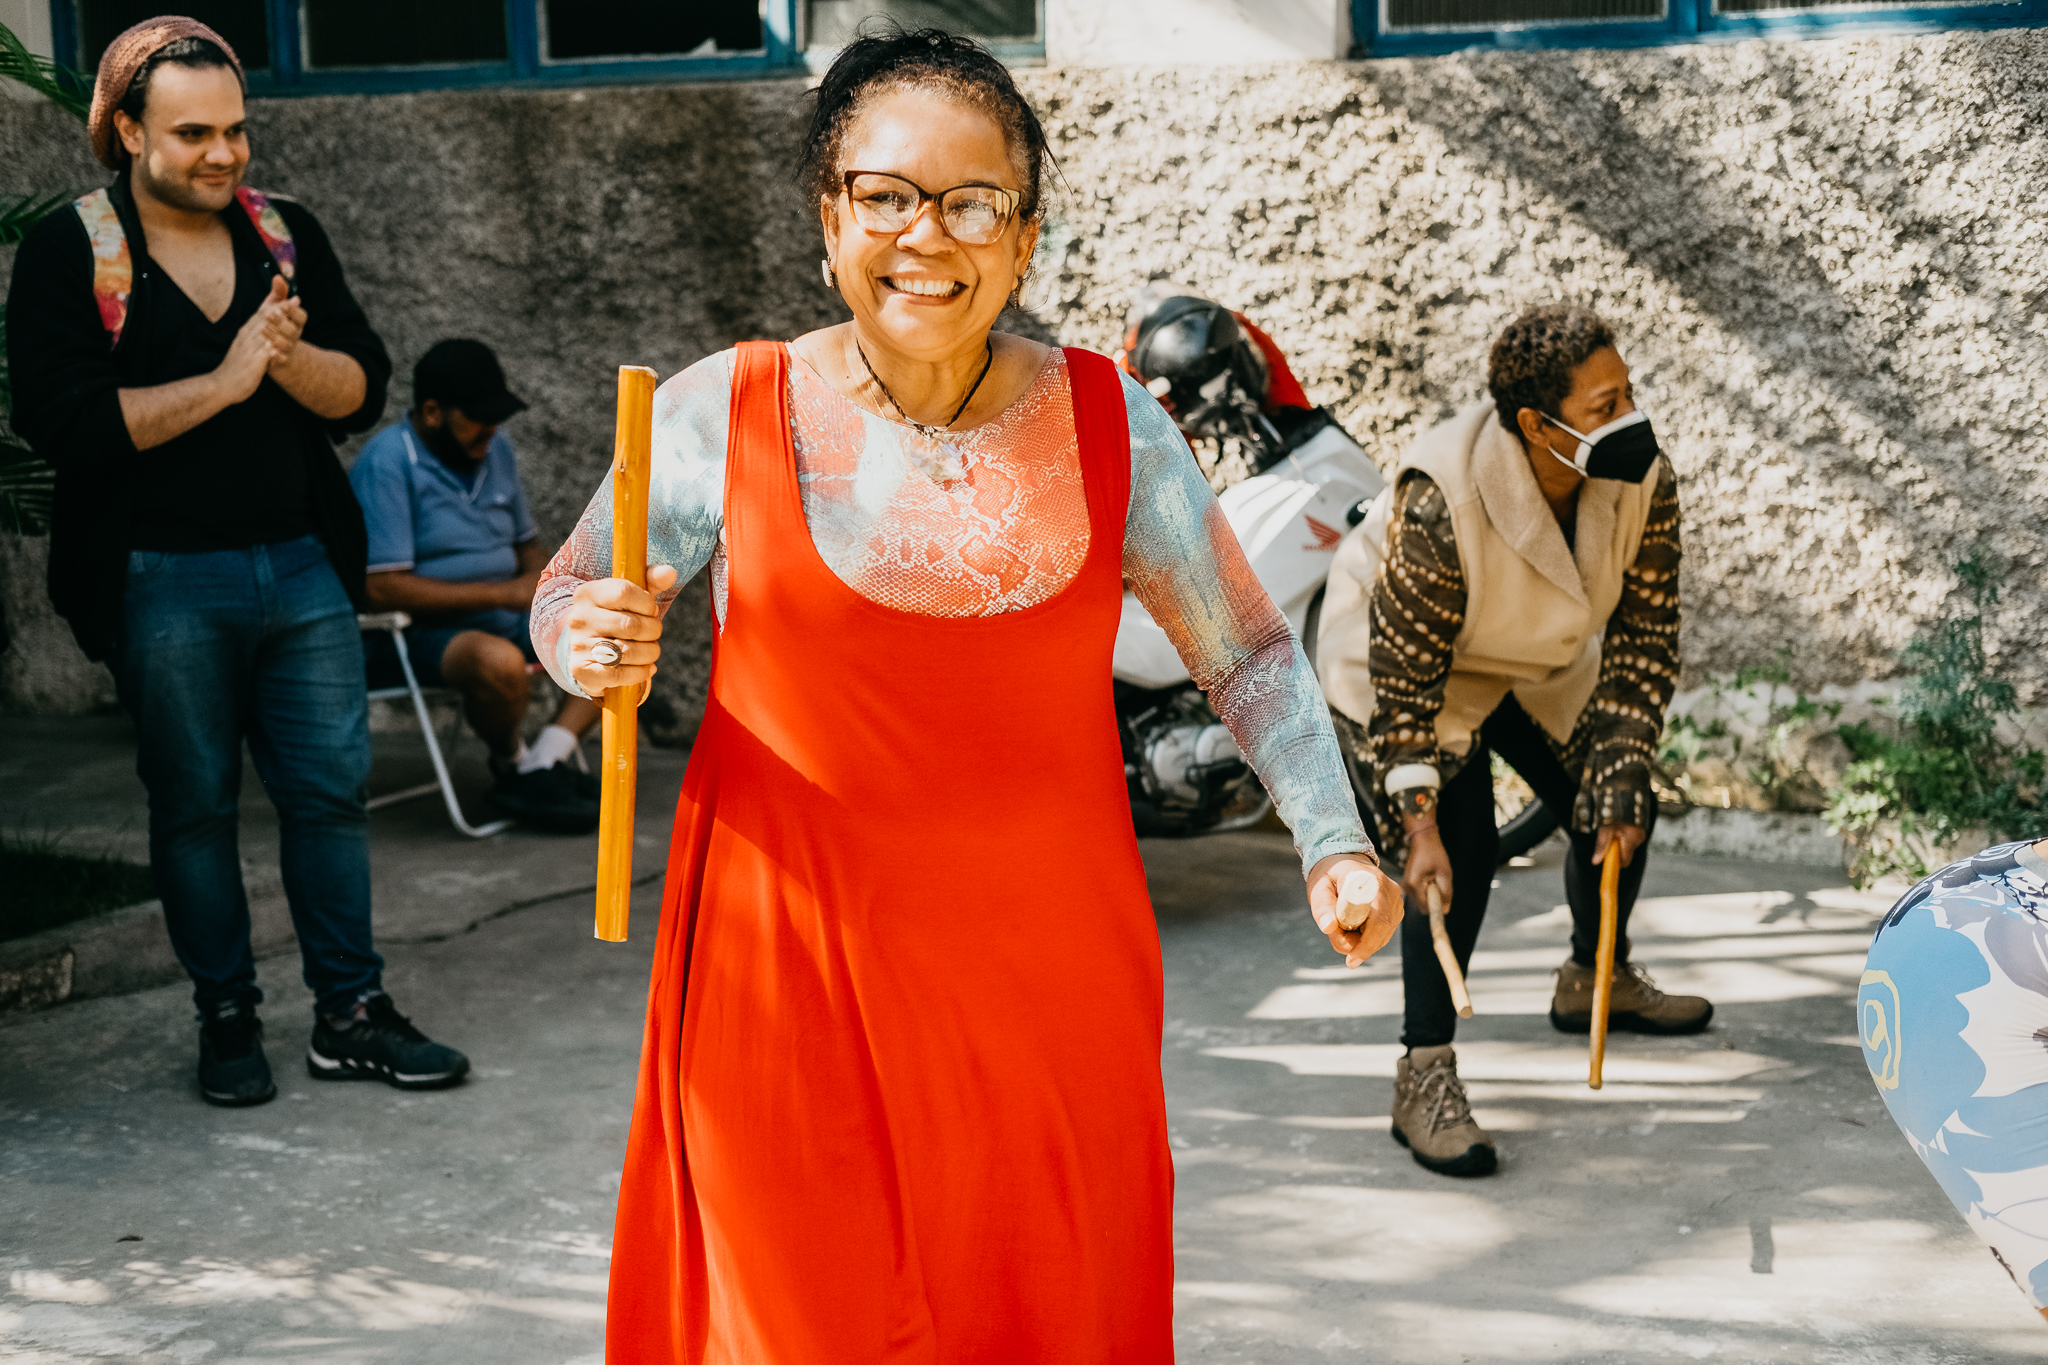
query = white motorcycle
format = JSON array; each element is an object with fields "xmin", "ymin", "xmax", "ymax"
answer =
[{"xmin": 1111, "ymin": 409, "xmax": 1384, "ymax": 837}]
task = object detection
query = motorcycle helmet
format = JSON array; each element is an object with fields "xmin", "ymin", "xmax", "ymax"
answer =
[{"xmin": 1121, "ymin": 282, "xmax": 1283, "ymax": 465}]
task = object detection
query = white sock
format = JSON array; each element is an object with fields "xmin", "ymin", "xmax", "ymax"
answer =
[{"xmin": 518, "ymin": 724, "xmax": 580, "ymax": 774}]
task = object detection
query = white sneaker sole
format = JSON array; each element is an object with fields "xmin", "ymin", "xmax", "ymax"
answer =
[{"xmin": 305, "ymin": 1046, "xmax": 466, "ymax": 1089}]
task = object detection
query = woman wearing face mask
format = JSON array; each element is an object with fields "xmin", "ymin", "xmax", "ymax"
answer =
[
  {"xmin": 529, "ymin": 27, "xmax": 1402, "ymax": 1363},
  {"xmin": 1317, "ymin": 304, "xmax": 1708, "ymax": 1179}
]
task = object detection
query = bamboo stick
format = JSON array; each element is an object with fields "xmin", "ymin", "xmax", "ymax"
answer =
[
  {"xmin": 1588, "ymin": 844, "xmax": 1624, "ymax": 1089},
  {"xmin": 1426, "ymin": 883, "xmax": 1474, "ymax": 1020},
  {"xmin": 594, "ymin": 365, "xmax": 657, "ymax": 943}
]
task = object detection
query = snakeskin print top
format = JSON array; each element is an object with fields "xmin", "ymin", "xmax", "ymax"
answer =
[
  {"xmin": 531, "ymin": 345, "xmax": 1374, "ymax": 878},
  {"xmin": 1364, "ymin": 461, "xmax": 1682, "ymax": 837}
]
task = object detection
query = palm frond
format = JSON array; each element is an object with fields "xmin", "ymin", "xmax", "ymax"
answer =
[
  {"xmin": 0, "ymin": 20, "xmax": 89, "ymax": 121},
  {"xmin": 0, "ymin": 189, "xmax": 76, "ymax": 247},
  {"xmin": 0, "ymin": 437, "xmax": 55, "ymax": 537}
]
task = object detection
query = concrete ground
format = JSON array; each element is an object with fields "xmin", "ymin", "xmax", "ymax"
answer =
[{"xmin": 2, "ymin": 715, "xmax": 2040, "ymax": 1363}]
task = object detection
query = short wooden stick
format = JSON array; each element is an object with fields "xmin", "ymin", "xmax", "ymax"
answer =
[
  {"xmin": 1588, "ymin": 845, "xmax": 1624, "ymax": 1089},
  {"xmin": 594, "ymin": 365, "xmax": 657, "ymax": 944},
  {"xmin": 1425, "ymin": 883, "xmax": 1474, "ymax": 1019}
]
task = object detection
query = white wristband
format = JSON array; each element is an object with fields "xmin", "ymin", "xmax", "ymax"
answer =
[{"xmin": 1384, "ymin": 763, "xmax": 1442, "ymax": 797}]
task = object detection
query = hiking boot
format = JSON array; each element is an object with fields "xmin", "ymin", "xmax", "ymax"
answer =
[
  {"xmin": 1390, "ymin": 1045, "xmax": 1497, "ymax": 1177},
  {"xmin": 198, "ymin": 1002, "xmax": 277, "ymax": 1107},
  {"xmin": 1551, "ymin": 957, "xmax": 1713, "ymax": 1035},
  {"xmin": 488, "ymin": 758, "xmax": 599, "ymax": 834},
  {"xmin": 307, "ymin": 994, "xmax": 470, "ymax": 1091}
]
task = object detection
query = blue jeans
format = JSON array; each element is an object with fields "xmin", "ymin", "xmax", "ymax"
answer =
[
  {"xmin": 362, "ymin": 608, "xmax": 536, "ymax": 690},
  {"xmin": 114, "ymin": 535, "xmax": 383, "ymax": 1018}
]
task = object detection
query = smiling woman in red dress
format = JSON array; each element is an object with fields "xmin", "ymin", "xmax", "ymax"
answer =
[{"xmin": 530, "ymin": 28, "xmax": 1407, "ymax": 1364}]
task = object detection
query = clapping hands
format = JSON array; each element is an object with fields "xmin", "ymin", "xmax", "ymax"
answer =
[
  {"xmin": 259, "ymin": 274, "xmax": 308, "ymax": 367},
  {"xmin": 215, "ymin": 275, "xmax": 306, "ymax": 403}
]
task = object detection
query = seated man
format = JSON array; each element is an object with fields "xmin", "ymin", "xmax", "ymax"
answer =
[{"xmin": 350, "ymin": 339, "xmax": 599, "ymax": 832}]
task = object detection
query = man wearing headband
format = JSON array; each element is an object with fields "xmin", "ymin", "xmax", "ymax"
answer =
[
  {"xmin": 6, "ymin": 17, "xmax": 467, "ymax": 1107},
  {"xmin": 351, "ymin": 339, "xmax": 602, "ymax": 832},
  {"xmin": 1316, "ymin": 304, "xmax": 1708, "ymax": 1177}
]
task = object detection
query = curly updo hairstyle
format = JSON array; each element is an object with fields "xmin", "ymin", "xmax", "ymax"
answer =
[
  {"xmin": 1486, "ymin": 304, "xmax": 1617, "ymax": 435},
  {"xmin": 797, "ymin": 26, "xmax": 1055, "ymax": 225}
]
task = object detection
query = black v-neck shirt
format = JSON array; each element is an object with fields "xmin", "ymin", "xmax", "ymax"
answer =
[
  {"xmin": 125, "ymin": 232, "xmax": 315, "ymax": 551},
  {"xmin": 7, "ymin": 178, "xmax": 390, "ymax": 659}
]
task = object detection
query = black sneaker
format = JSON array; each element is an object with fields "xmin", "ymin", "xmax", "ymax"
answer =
[
  {"xmin": 488, "ymin": 759, "xmax": 599, "ymax": 834},
  {"xmin": 306, "ymin": 994, "xmax": 470, "ymax": 1090},
  {"xmin": 199, "ymin": 1002, "xmax": 277, "ymax": 1107},
  {"xmin": 565, "ymin": 760, "xmax": 600, "ymax": 803}
]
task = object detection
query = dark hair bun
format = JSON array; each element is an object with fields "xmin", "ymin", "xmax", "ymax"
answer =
[{"xmin": 798, "ymin": 24, "xmax": 1054, "ymax": 224}]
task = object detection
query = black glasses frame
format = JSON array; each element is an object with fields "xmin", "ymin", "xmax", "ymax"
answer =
[{"xmin": 840, "ymin": 171, "xmax": 1022, "ymax": 243}]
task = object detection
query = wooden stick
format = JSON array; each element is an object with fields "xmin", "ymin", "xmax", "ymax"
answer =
[
  {"xmin": 1588, "ymin": 844, "xmax": 1624, "ymax": 1089},
  {"xmin": 1336, "ymin": 869, "xmax": 1378, "ymax": 931},
  {"xmin": 1426, "ymin": 883, "xmax": 1474, "ymax": 1019},
  {"xmin": 594, "ymin": 365, "xmax": 658, "ymax": 944}
]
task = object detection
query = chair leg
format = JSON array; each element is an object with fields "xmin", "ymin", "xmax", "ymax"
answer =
[{"xmin": 392, "ymin": 631, "xmax": 512, "ymax": 840}]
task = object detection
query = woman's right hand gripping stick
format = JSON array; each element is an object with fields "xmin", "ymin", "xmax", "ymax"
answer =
[
  {"xmin": 1323, "ymin": 860, "xmax": 1404, "ymax": 970},
  {"xmin": 568, "ymin": 564, "xmax": 678, "ymax": 700}
]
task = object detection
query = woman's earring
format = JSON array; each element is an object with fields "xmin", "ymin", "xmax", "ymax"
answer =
[{"xmin": 820, "ymin": 257, "xmax": 836, "ymax": 289}]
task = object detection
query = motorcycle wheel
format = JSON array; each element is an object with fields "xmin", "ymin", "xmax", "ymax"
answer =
[
  {"xmin": 1300, "ymin": 586, "xmax": 1325, "ymax": 668},
  {"xmin": 1495, "ymin": 796, "xmax": 1562, "ymax": 863}
]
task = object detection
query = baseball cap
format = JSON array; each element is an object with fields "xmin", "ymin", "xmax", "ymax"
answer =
[{"xmin": 413, "ymin": 339, "xmax": 527, "ymax": 425}]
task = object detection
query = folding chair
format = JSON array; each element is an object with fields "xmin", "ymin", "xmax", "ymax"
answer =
[{"xmin": 359, "ymin": 611, "xmax": 513, "ymax": 838}]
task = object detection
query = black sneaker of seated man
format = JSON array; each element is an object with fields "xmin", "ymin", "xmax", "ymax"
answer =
[
  {"xmin": 487, "ymin": 752, "xmax": 599, "ymax": 833},
  {"xmin": 199, "ymin": 1000, "xmax": 277, "ymax": 1107},
  {"xmin": 308, "ymin": 993, "xmax": 470, "ymax": 1090}
]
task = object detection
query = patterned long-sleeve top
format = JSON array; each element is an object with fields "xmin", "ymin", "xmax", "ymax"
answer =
[
  {"xmin": 531, "ymin": 345, "xmax": 1374, "ymax": 878},
  {"xmin": 1362, "ymin": 460, "xmax": 1682, "ymax": 844}
]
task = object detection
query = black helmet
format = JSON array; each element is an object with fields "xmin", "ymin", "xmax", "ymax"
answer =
[{"xmin": 1123, "ymin": 284, "xmax": 1282, "ymax": 464}]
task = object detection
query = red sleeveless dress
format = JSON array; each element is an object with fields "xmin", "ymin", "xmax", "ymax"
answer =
[{"xmin": 606, "ymin": 343, "xmax": 1175, "ymax": 1363}]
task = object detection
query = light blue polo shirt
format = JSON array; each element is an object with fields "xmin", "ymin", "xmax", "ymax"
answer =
[{"xmin": 350, "ymin": 420, "xmax": 539, "ymax": 582}]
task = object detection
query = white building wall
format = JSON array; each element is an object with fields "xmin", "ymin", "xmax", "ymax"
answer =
[
  {"xmin": 3, "ymin": 27, "xmax": 2046, "ymax": 721},
  {"xmin": 1046, "ymin": 0, "xmax": 1350, "ymax": 65}
]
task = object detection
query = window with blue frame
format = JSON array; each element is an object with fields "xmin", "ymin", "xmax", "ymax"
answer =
[
  {"xmin": 76, "ymin": 0, "xmax": 271, "ymax": 70},
  {"xmin": 1354, "ymin": 0, "xmax": 2043, "ymax": 55},
  {"xmin": 53, "ymin": 1, "xmax": 1043, "ymax": 93}
]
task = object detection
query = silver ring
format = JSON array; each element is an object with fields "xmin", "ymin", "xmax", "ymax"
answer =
[{"xmin": 587, "ymin": 638, "xmax": 623, "ymax": 666}]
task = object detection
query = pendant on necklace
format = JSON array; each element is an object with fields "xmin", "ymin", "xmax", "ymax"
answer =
[{"xmin": 908, "ymin": 432, "xmax": 967, "ymax": 484}]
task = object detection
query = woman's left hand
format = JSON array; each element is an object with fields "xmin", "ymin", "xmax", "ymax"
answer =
[
  {"xmin": 1308, "ymin": 853, "xmax": 1404, "ymax": 969},
  {"xmin": 1593, "ymin": 822, "xmax": 1647, "ymax": 868}
]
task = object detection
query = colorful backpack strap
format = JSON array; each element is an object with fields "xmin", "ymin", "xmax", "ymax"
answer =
[
  {"xmin": 233, "ymin": 186, "xmax": 296, "ymax": 286},
  {"xmin": 73, "ymin": 187, "xmax": 133, "ymax": 347},
  {"xmin": 71, "ymin": 184, "xmax": 298, "ymax": 351}
]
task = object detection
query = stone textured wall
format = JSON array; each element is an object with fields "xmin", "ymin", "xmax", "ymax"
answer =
[{"xmin": 4, "ymin": 28, "xmax": 2044, "ymax": 737}]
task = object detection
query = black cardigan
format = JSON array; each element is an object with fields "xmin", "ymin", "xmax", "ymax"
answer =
[{"xmin": 6, "ymin": 177, "xmax": 390, "ymax": 661}]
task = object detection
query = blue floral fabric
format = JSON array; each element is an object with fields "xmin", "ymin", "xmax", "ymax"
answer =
[{"xmin": 1863, "ymin": 840, "xmax": 2048, "ymax": 1308}]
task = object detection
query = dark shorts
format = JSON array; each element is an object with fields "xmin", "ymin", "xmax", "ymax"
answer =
[{"xmin": 363, "ymin": 608, "xmax": 537, "ymax": 690}]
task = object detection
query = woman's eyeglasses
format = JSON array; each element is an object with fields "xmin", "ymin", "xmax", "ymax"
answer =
[{"xmin": 842, "ymin": 172, "xmax": 1020, "ymax": 247}]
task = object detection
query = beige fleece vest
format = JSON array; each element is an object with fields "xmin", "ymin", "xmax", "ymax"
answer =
[{"xmin": 1316, "ymin": 400, "xmax": 1660, "ymax": 765}]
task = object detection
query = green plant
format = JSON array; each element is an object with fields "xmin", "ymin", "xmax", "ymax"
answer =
[
  {"xmin": 0, "ymin": 19, "xmax": 89, "ymax": 537},
  {"xmin": 1826, "ymin": 556, "xmax": 2047, "ymax": 884},
  {"xmin": 1655, "ymin": 650, "xmax": 1841, "ymax": 813},
  {"xmin": 0, "ymin": 21, "xmax": 89, "ymax": 118}
]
